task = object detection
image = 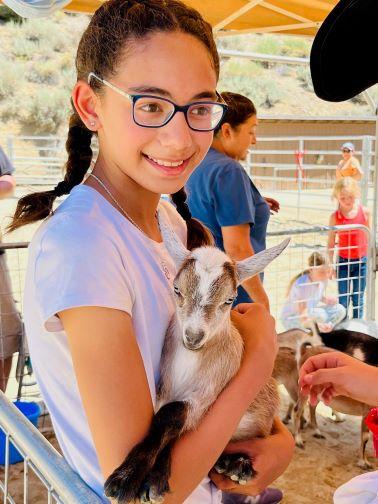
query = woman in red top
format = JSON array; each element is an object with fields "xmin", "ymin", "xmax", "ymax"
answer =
[{"xmin": 328, "ymin": 177, "xmax": 370, "ymax": 318}]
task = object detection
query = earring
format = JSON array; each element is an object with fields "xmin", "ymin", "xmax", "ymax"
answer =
[{"xmin": 89, "ymin": 121, "xmax": 95, "ymax": 127}]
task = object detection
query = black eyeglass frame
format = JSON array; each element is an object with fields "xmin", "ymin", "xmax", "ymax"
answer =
[{"xmin": 88, "ymin": 72, "xmax": 228, "ymax": 132}]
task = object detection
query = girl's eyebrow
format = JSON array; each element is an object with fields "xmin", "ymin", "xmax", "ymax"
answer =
[{"xmin": 128, "ymin": 85, "xmax": 217, "ymax": 101}]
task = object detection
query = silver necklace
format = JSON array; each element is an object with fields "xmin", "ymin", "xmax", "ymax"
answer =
[
  {"xmin": 88, "ymin": 172, "xmax": 171, "ymax": 280},
  {"xmin": 89, "ymin": 172, "xmax": 155, "ymax": 237}
]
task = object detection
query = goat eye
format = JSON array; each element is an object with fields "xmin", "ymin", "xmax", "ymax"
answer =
[
  {"xmin": 173, "ymin": 285, "xmax": 181, "ymax": 295},
  {"xmin": 224, "ymin": 297, "xmax": 235, "ymax": 305}
]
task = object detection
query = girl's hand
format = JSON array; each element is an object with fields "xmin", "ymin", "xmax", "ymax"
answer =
[
  {"xmin": 299, "ymin": 351, "xmax": 378, "ymax": 407},
  {"xmin": 264, "ymin": 197, "xmax": 280, "ymax": 213},
  {"xmin": 209, "ymin": 418, "xmax": 294, "ymax": 496},
  {"xmin": 231, "ymin": 303, "xmax": 277, "ymax": 377}
]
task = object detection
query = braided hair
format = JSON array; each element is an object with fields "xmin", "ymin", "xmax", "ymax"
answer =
[{"xmin": 8, "ymin": 0, "xmax": 219, "ymax": 241}]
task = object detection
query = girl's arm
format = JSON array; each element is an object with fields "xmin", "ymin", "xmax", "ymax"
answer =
[
  {"xmin": 327, "ymin": 213, "xmax": 337, "ymax": 265},
  {"xmin": 59, "ymin": 302, "xmax": 277, "ymax": 503},
  {"xmin": 0, "ymin": 174, "xmax": 16, "ymax": 199},
  {"xmin": 363, "ymin": 207, "xmax": 371, "ymax": 229},
  {"xmin": 222, "ymin": 224, "xmax": 269, "ymax": 310}
]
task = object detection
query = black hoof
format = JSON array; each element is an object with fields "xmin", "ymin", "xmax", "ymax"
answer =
[
  {"xmin": 139, "ymin": 478, "xmax": 169, "ymax": 503},
  {"xmin": 214, "ymin": 453, "xmax": 256, "ymax": 485}
]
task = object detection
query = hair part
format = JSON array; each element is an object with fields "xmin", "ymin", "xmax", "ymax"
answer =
[
  {"xmin": 8, "ymin": 0, "xmax": 219, "ymax": 235},
  {"xmin": 214, "ymin": 92, "xmax": 256, "ymax": 136},
  {"xmin": 332, "ymin": 177, "xmax": 360, "ymax": 200}
]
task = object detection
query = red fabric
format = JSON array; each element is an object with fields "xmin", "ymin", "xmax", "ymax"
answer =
[
  {"xmin": 333, "ymin": 205, "xmax": 368, "ymax": 259},
  {"xmin": 365, "ymin": 408, "xmax": 378, "ymax": 457}
]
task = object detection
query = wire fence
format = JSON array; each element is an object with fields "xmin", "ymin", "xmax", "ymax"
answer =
[
  {"xmin": 0, "ymin": 243, "xmax": 103, "ymax": 504},
  {"xmin": 265, "ymin": 224, "xmax": 373, "ymax": 332},
  {"xmin": 244, "ymin": 134, "xmax": 376, "ymax": 218}
]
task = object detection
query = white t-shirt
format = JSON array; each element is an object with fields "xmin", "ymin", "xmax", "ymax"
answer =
[
  {"xmin": 23, "ymin": 184, "xmax": 222, "ymax": 504},
  {"xmin": 281, "ymin": 273, "xmax": 326, "ymax": 319},
  {"xmin": 334, "ymin": 471, "xmax": 378, "ymax": 503}
]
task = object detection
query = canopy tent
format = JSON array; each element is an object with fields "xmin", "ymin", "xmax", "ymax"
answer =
[{"xmin": 62, "ymin": 0, "xmax": 337, "ymax": 36}]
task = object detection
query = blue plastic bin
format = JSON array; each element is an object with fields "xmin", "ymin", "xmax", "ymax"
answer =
[{"xmin": 0, "ymin": 401, "xmax": 41, "ymax": 465}]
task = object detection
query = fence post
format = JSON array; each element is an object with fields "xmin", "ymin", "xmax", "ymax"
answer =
[
  {"xmin": 360, "ymin": 136, "xmax": 370, "ymax": 205},
  {"xmin": 6, "ymin": 136, "xmax": 14, "ymax": 166}
]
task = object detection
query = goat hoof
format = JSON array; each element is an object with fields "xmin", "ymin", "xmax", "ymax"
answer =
[
  {"xmin": 215, "ymin": 453, "xmax": 256, "ymax": 485},
  {"xmin": 295, "ymin": 440, "xmax": 305, "ymax": 449},
  {"xmin": 357, "ymin": 460, "xmax": 374, "ymax": 470},
  {"xmin": 138, "ymin": 473, "xmax": 170, "ymax": 504},
  {"xmin": 104, "ymin": 448, "xmax": 151, "ymax": 502},
  {"xmin": 282, "ymin": 416, "xmax": 291, "ymax": 425}
]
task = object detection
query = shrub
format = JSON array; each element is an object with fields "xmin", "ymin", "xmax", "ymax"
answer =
[
  {"xmin": 296, "ymin": 66, "xmax": 314, "ymax": 91},
  {"xmin": 0, "ymin": 5, "xmax": 23, "ymax": 24},
  {"xmin": 0, "ymin": 58, "xmax": 24, "ymax": 98},
  {"xmin": 4, "ymin": 88, "xmax": 70, "ymax": 134}
]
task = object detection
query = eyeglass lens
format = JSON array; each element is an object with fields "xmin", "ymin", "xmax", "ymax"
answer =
[{"xmin": 133, "ymin": 96, "xmax": 224, "ymax": 130}]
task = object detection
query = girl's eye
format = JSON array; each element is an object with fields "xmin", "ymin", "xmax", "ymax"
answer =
[
  {"xmin": 190, "ymin": 104, "xmax": 212, "ymax": 117},
  {"xmin": 139, "ymin": 102, "xmax": 162, "ymax": 113}
]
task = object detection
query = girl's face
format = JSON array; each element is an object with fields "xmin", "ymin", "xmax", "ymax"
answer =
[
  {"xmin": 92, "ymin": 32, "xmax": 217, "ymax": 195},
  {"xmin": 310, "ymin": 265, "xmax": 330, "ymax": 282},
  {"xmin": 338, "ymin": 189, "xmax": 357, "ymax": 211},
  {"xmin": 342, "ymin": 149, "xmax": 353, "ymax": 161},
  {"xmin": 225, "ymin": 114, "xmax": 258, "ymax": 161}
]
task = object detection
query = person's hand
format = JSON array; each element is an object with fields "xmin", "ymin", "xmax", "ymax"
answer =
[
  {"xmin": 209, "ymin": 418, "xmax": 294, "ymax": 496},
  {"xmin": 264, "ymin": 197, "xmax": 280, "ymax": 213},
  {"xmin": 299, "ymin": 351, "xmax": 378, "ymax": 407},
  {"xmin": 231, "ymin": 303, "xmax": 277, "ymax": 380}
]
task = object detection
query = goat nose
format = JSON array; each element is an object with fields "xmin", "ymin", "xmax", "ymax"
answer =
[{"xmin": 184, "ymin": 329, "xmax": 205, "ymax": 347}]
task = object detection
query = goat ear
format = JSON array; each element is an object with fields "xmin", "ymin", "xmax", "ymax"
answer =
[
  {"xmin": 236, "ymin": 238, "xmax": 290, "ymax": 284},
  {"xmin": 160, "ymin": 218, "xmax": 190, "ymax": 269}
]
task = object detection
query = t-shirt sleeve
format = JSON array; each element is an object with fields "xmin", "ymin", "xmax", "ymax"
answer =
[
  {"xmin": 33, "ymin": 216, "xmax": 135, "ymax": 332},
  {"xmin": 213, "ymin": 163, "xmax": 255, "ymax": 227},
  {"xmin": 0, "ymin": 146, "xmax": 15, "ymax": 176}
]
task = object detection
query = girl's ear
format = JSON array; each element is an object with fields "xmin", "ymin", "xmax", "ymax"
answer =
[{"xmin": 72, "ymin": 80, "xmax": 101, "ymax": 130}]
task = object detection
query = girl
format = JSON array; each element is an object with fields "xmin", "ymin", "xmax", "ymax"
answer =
[
  {"xmin": 186, "ymin": 92, "xmax": 280, "ymax": 310},
  {"xmin": 8, "ymin": 1, "xmax": 293, "ymax": 503},
  {"xmin": 281, "ymin": 252, "xmax": 346, "ymax": 332},
  {"xmin": 328, "ymin": 177, "xmax": 370, "ymax": 319}
]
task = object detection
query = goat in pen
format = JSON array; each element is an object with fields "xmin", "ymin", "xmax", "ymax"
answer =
[{"xmin": 104, "ymin": 225, "xmax": 289, "ymax": 503}]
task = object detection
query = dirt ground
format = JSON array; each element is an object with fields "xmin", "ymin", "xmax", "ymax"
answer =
[
  {"xmin": 1, "ymin": 186, "xmax": 377, "ymax": 503},
  {"xmin": 1, "ymin": 389, "xmax": 375, "ymax": 504}
]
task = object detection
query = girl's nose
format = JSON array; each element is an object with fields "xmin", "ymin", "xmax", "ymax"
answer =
[{"xmin": 158, "ymin": 111, "xmax": 193, "ymax": 152}]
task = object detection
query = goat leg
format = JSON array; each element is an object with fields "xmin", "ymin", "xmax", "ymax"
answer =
[
  {"xmin": 104, "ymin": 401, "xmax": 188, "ymax": 503},
  {"xmin": 293, "ymin": 396, "xmax": 307, "ymax": 448},
  {"xmin": 308, "ymin": 405, "xmax": 325, "ymax": 439},
  {"xmin": 357, "ymin": 416, "xmax": 373, "ymax": 470}
]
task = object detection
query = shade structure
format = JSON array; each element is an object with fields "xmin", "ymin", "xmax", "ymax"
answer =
[{"xmin": 63, "ymin": 0, "xmax": 337, "ymax": 36}]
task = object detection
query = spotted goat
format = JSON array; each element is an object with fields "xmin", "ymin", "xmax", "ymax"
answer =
[{"xmin": 105, "ymin": 224, "xmax": 290, "ymax": 503}]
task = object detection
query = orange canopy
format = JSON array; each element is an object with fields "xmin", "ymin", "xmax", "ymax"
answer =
[{"xmin": 64, "ymin": 0, "xmax": 337, "ymax": 36}]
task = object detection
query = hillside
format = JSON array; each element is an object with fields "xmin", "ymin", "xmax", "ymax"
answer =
[{"xmin": 0, "ymin": 10, "xmax": 376, "ymax": 137}]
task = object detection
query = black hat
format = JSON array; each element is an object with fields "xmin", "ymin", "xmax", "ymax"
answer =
[{"xmin": 310, "ymin": 0, "xmax": 378, "ymax": 102}]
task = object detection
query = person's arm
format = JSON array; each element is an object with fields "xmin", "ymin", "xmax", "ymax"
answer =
[
  {"xmin": 0, "ymin": 174, "xmax": 16, "ymax": 199},
  {"xmin": 363, "ymin": 207, "xmax": 371, "ymax": 230},
  {"xmin": 327, "ymin": 213, "xmax": 337, "ymax": 267},
  {"xmin": 351, "ymin": 158, "xmax": 363, "ymax": 180},
  {"xmin": 210, "ymin": 416, "xmax": 294, "ymax": 497},
  {"xmin": 60, "ymin": 302, "xmax": 277, "ymax": 503},
  {"xmin": 299, "ymin": 351, "xmax": 378, "ymax": 407},
  {"xmin": 222, "ymin": 224, "xmax": 269, "ymax": 310}
]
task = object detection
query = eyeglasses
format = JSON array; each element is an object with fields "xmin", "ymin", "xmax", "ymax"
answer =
[
  {"xmin": 342, "ymin": 149, "xmax": 351, "ymax": 153},
  {"xmin": 88, "ymin": 72, "xmax": 227, "ymax": 132}
]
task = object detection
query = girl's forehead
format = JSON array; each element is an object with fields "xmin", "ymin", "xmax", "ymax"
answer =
[
  {"xmin": 115, "ymin": 31, "xmax": 217, "ymax": 100},
  {"xmin": 340, "ymin": 189, "xmax": 354, "ymax": 197}
]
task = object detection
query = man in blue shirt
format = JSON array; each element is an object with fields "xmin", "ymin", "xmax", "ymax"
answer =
[{"xmin": 186, "ymin": 92, "xmax": 279, "ymax": 308}]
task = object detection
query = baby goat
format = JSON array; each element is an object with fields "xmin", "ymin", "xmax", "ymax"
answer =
[{"xmin": 104, "ymin": 226, "xmax": 289, "ymax": 503}]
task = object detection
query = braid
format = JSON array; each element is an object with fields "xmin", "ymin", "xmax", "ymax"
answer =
[
  {"xmin": 8, "ymin": 112, "xmax": 93, "ymax": 233},
  {"xmin": 171, "ymin": 188, "xmax": 213, "ymax": 250}
]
